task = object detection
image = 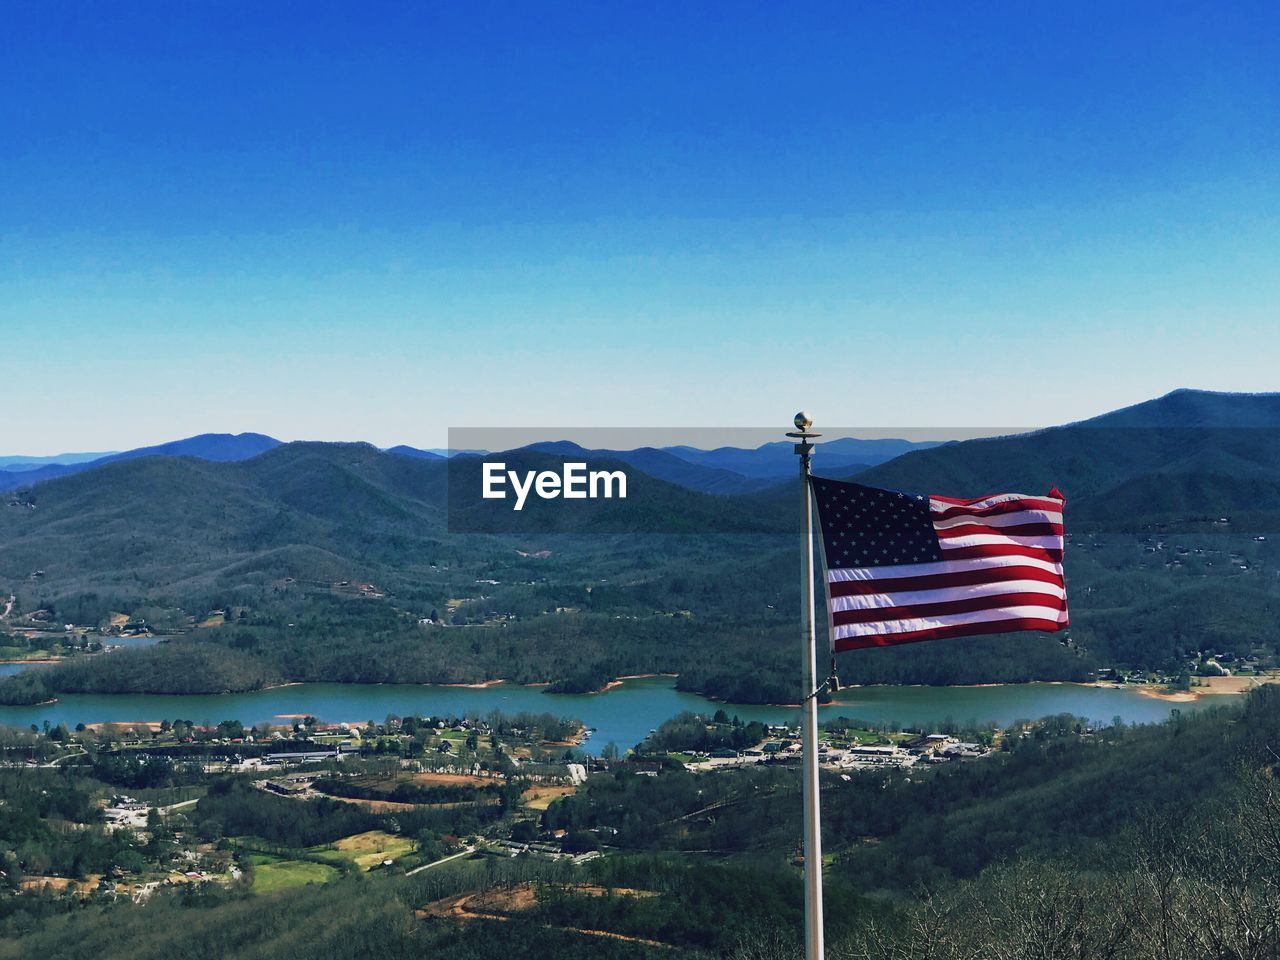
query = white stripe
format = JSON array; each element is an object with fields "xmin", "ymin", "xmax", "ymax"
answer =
[
  {"xmin": 936, "ymin": 533, "xmax": 1064, "ymax": 550},
  {"xmin": 831, "ymin": 579, "xmax": 1066, "ymax": 612},
  {"xmin": 931, "ymin": 509, "xmax": 1062, "ymax": 531},
  {"xmin": 833, "ymin": 605, "xmax": 1070, "ymax": 639},
  {"xmin": 929, "ymin": 493, "xmax": 1062, "ymax": 512},
  {"xmin": 829, "ymin": 556, "xmax": 1063, "ymax": 582}
]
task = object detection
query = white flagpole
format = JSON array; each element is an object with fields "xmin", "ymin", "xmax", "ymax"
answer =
[{"xmin": 789, "ymin": 412, "xmax": 824, "ymax": 960}]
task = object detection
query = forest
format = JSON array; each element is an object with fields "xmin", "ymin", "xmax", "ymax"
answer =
[{"xmin": 4, "ymin": 525, "xmax": 1274, "ymax": 707}]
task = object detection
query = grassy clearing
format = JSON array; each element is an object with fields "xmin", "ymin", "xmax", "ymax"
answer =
[
  {"xmin": 311, "ymin": 830, "xmax": 415, "ymax": 870},
  {"xmin": 248, "ymin": 853, "xmax": 339, "ymax": 894},
  {"xmin": 20, "ymin": 875, "xmax": 102, "ymax": 895},
  {"xmin": 327, "ymin": 794, "xmax": 423, "ymax": 813},
  {"xmin": 521, "ymin": 784, "xmax": 576, "ymax": 810},
  {"xmin": 412, "ymin": 771, "xmax": 494, "ymax": 788},
  {"xmin": 130, "ymin": 784, "xmax": 208, "ymax": 806},
  {"xmin": 0, "ymin": 646, "xmax": 55, "ymax": 661},
  {"xmin": 824, "ymin": 728, "xmax": 900, "ymax": 746}
]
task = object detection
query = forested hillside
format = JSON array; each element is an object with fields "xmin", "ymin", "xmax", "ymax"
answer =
[{"xmin": 859, "ymin": 389, "xmax": 1280, "ymax": 529}]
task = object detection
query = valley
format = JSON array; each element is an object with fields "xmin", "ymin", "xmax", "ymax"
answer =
[{"xmin": 1, "ymin": 391, "xmax": 1278, "ymax": 715}]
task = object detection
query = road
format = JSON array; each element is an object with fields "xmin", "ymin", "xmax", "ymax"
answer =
[
  {"xmin": 406, "ymin": 846, "xmax": 475, "ymax": 875},
  {"xmin": 40, "ymin": 748, "xmax": 87, "ymax": 768},
  {"xmin": 0, "ymin": 595, "xmax": 13, "ymax": 620},
  {"xmin": 155, "ymin": 798, "xmax": 200, "ymax": 815},
  {"xmin": 106, "ymin": 797, "xmax": 201, "ymax": 831}
]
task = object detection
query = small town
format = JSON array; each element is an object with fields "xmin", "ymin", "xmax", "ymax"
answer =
[{"xmin": 0, "ymin": 704, "xmax": 1009, "ymax": 911}]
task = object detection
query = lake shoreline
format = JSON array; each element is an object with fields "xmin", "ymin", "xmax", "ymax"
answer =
[
  {"xmin": 6, "ymin": 673, "xmax": 1275, "ymax": 717},
  {"xmin": 0, "ymin": 675, "xmax": 1223, "ymax": 753},
  {"xmin": 1110, "ymin": 674, "xmax": 1280, "ymax": 703}
]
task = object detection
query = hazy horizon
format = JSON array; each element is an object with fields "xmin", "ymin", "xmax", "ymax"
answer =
[{"xmin": 5, "ymin": 388, "xmax": 1280, "ymax": 459}]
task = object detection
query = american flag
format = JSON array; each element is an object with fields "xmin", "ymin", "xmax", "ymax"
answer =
[{"xmin": 811, "ymin": 476, "xmax": 1068, "ymax": 652}]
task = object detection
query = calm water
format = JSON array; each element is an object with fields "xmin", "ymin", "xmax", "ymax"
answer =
[
  {"xmin": 0, "ymin": 676, "xmax": 1215, "ymax": 752},
  {"xmin": 0, "ymin": 635, "xmax": 163, "ymax": 675}
]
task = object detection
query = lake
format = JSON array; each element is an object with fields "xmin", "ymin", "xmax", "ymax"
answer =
[
  {"xmin": 0, "ymin": 635, "xmax": 164, "ymax": 675},
  {"xmin": 0, "ymin": 675, "xmax": 1218, "ymax": 752},
  {"xmin": 0, "ymin": 662, "xmax": 53, "ymax": 677}
]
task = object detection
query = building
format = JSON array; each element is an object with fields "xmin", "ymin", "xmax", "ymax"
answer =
[
  {"xmin": 841, "ymin": 744, "xmax": 916, "ymax": 769},
  {"xmin": 264, "ymin": 779, "xmax": 309, "ymax": 796}
]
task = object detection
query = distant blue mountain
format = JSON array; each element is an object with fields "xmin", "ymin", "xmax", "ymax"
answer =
[
  {"xmin": 1074, "ymin": 388, "xmax": 1280, "ymax": 428},
  {"xmin": 0, "ymin": 433, "xmax": 935, "ymax": 495},
  {"xmin": 0, "ymin": 462, "xmax": 86, "ymax": 491},
  {"xmin": 19, "ymin": 395, "xmax": 1273, "ymax": 501},
  {"xmin": 524, "ymin": 441, "xmax": 780, "ymax": 494},
  {"xmin": 0, "ymin": 451, "xmax": 117, "ymax": 471},
  {"xmin": 0, "ymin": 433, "xmax": 282, "ymax": 492},
  {"xmin": 476, "ymin": 438, "xmax": 941, "ymax": 494},
  {"xmin": 386, "ymin": 446, "xmax": 490, "ymax": 459},
  {"xmin": 662, "ymin": 437, "xmax": 940, "ymax": 480},
  {"xmin": 384, "ymin": 445, "xmax": 446, "ymax": 461},
  {"xmin": 97, "ymin": 432, "xmax": 281, "ymax": 465},
  {"xmin": 856, "ymin": 389, "xmax": 1280, "ymax": 523}
]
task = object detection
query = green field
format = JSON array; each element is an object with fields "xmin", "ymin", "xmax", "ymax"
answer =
[
  {"xmin": 824, "ymin": 728, "xmax": 903, "ymax": 746},
  {"xmin": 665, "ymin": 752, "xmax": 699, "ymax": 764},
  {"xmin": 0, "ymin": 646, "xmax": 55, "ymax": 661},
  {"xmin": 248, "ymin": 852, "xmax": 339, "ymax": 894},
  {"xmin": 309, "ymin": 830, "xmax": 415, "ymax": 871}
]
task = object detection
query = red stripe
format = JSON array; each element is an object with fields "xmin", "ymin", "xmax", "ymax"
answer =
[
  {"xmin": 829, "ymin": 564, "xmax": 1063, "ymax": 598},
  {"xmin": 832, "ymin": 592, "xmax": 1067, "ymax": 627},
  {"xmin": 930, "ymin": 491, "xmax": 1063, "ymax": 507},
  {"xmin": 834, "ymin": 616, "xmax": 1069, "ymax": 651},
  {"xmin": 939, "ymin": 544, "xmax": 1064, "ymax": 562},
  {"xmin": 930, "ymin": 498, "xmax": 1063, "ymax": 521},
  {"xmin": 935, "ymin": 522, "xmax": 1064, "ymax": 539}
]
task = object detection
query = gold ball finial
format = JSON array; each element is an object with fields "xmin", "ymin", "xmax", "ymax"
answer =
[{"xmin": 794, "ymin": 411, "xmax": 813, "ymax": 432}]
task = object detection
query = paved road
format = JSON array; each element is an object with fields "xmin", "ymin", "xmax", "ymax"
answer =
[
  {"xmin": 155, "ymin": 798, "xmax": 200, "ymax": 814},
  {"xmin": 405, "ymin": 846, "xmax": 475, "ymax": 875},
  {"xmin": 40, "ymin": 749, "xmax": 87, "ymax": 768}
]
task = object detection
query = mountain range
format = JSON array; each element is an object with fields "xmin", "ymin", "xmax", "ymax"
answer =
[
  {"xmin": 0, "ymin": 433, "xmax": 282, "ymax": 492},
  {"xmin": 858, "ymin": 389, "xmax": 1280, "ymax": 529},
  {"xmin": 3, "ymin": 388, "xmax": 1278, "ymax": 594},
  {"xmin": 0, "ymin": 433, "xmax": 939, "ymax": 496},
  {"xmin": 0, "ymin": 389, "xmax": 1276, "ymax": 702},
  {"xmin": 0, "ymin": 451, "xmax": 117, "ymax": 471}
]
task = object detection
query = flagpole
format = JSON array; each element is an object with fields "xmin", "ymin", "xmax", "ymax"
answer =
[{"xmin": 789, "ymin": 412, "xmax": 824, "ymax": 960}]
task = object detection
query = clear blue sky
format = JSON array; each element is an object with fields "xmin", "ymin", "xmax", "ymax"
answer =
[{"xmin": 2, "ymin": 2, "xmax": 1277, "ymax": 453}]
